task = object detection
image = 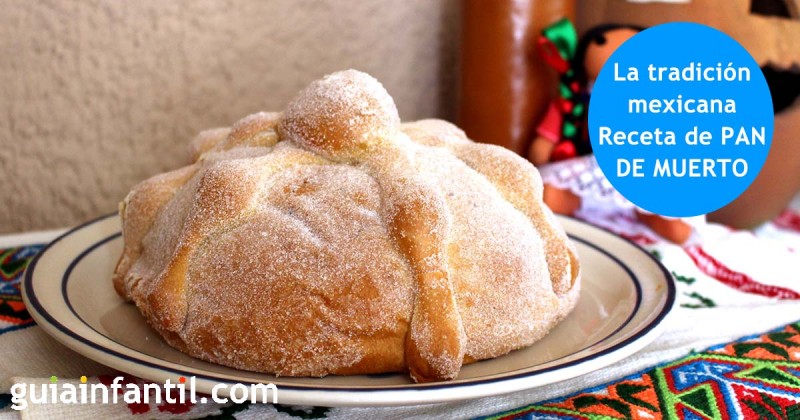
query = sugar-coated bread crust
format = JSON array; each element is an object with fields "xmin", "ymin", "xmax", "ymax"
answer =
[{"xmin": 113, "ymin": 70, "xmax": 580, "ymax": 383}]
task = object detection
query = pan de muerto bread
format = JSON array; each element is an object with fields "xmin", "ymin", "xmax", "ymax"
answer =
[{"xmin": 113, "ymin": 70, "xmax": 580, "ymax": 383}]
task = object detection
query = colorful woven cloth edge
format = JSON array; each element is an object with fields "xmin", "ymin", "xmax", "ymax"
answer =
[
  {"xmin": 0, "ymin": 246, "xmax": 42, "ymax": 335},
  {"xmin": 481, "ymin": 322, "xmax": 800, "ymax": 420}
]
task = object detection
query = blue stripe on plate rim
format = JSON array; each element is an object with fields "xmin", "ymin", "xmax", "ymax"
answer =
[{"xmin": 23, "ymin": 213, "xmax": 675, "ymax": 393}]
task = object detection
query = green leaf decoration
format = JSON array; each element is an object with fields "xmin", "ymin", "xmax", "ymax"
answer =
[
  {"xmin": 560, "ymin": 85, "xmax": 573, "ymax": 100},
  {"xmin": 650, "ymin": 250, "xmax": 662, "ymax": 260},
  {"xmin": 672, "ymin": 272, "xmax": 696, "ymax": 285},
  {"xmin": 562, "ymin": 122, "xmax": 577, "ymax": 138},
  {"xmin": 681, "ymin": 292, "xmax": 716, "ymax": 309}
]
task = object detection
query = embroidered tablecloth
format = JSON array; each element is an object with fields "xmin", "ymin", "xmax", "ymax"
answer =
[{"xmin": 1, "ymin": 198, "xmax": 799, "ymax": 419}]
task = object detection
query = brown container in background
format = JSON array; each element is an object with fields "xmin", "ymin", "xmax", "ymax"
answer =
[{"xmin": 458, "ymin": 0, "xmax": 575, "ymax": 156}]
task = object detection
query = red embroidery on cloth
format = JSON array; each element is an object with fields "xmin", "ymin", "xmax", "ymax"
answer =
[
  {"xmin": 684, "ymin": 246, "xmax": 800, "ymax": 299},
  {"xmin": 582, "ymin": 221, "xmax": 658, "ymax": 246},
  {"xmin": 774, "ymin": 210, "xmax": 800, "ymax": 233},
  {"xmin": 99, "ymin": 374, "xmax": 150, "ymax": 414},
  {"xmin": 619, "ymin": 232, "xmax": 658, "ymax": 246},
  {"xmin": 98, "ymin": 373, "xmax": 196, "ymax": 415}
]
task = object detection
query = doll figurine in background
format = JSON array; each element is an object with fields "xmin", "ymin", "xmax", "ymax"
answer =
[{"xmin": 528, "ymin": 20, "xmax": 701, "ymax": 244}]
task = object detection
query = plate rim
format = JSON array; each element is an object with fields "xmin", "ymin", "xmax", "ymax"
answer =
[{"xmin": 23, "ymin": 213, "xmax": 675, "ymax": 405}]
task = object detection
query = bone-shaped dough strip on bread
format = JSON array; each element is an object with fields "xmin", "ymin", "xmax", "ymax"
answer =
[
  {"xmin": 401, "ymin": 120, "xmax": 579, "ymax": 294},
  {"xmin": 146, "ymin": 147, "xmax": 328, "ymax": 332},
  {"xmin": 366, "ymin": 145, "xmax": 465, "ymax": 382},
  {"xmin": 114, "ymin": 165, "xmax": 199, "ymax": 298},
  {"xmin": 278, "ymin": 71, "xmax": 466, "ymax": 381}
]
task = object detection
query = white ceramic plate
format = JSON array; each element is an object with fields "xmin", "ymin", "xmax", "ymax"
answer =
[{"xmin": 23, "ymin": 214, "xmax": 674, "ymax": 407}]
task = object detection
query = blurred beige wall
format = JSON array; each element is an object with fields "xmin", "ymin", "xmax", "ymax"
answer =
[{"xmin": 0, "ymin": 0, "xmax": 460, "ymax": 233}]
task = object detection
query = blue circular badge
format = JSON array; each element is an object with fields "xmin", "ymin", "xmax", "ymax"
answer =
[{"xmin": 588, "ymin": 22, "xmax": 773, "ymax": 217}]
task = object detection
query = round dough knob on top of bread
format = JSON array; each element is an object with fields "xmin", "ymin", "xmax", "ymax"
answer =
[{"xmin": 278, "ymin": 70, "xmax": 401, "ymax": 161}]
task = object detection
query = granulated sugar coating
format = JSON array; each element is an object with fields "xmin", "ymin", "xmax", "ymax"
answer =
[{"xmin": 113, "ymin": 69, "xmax": 581, "ymax": 383}]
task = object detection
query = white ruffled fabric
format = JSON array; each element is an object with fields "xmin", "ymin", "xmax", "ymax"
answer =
[{"xmin": 539, "ymin": 154, "xmax": 706, "ymax": 231}]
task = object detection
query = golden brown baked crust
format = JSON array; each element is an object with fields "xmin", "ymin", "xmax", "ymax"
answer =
[{"xmin": 113, "ymin": 70, "xmax": 580, "ymax": 383}]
